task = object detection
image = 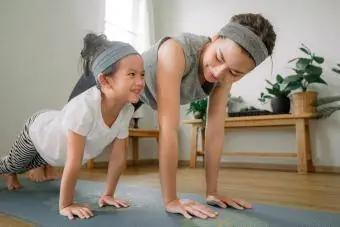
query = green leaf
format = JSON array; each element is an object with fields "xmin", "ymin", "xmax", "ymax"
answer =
[
  {"xmin": 292, "ymin": 68, "xmax": 304, "ymax": 75},
  {"xmin": 276, "ymin": 74, "xmax": 284, "ymax": 83},
  {"xmin": 332, "ymin": 68, "xmax": 340, "ymax": 74},
  {"xmin": 284, "ymin": 81, "xmax": 302, "ymax": 91},
  {"xmin": 288, "ymin": 57, "xmax": 299, "ymax": 63},
  {"xmin": 272, "ymin": 83, "xmax": 280, "ymax": 93},
  {"xmin": 282, "ymin": 89, "xmax": 291, "ymax": 96},
  {"xmin": 301, "ymin": 43, "xmax": 311, "ymax": 53},
  {"xmin": 265, "ymin": 79, "xmax": 274, "ymax": 86},
  {"xmin": 284, "ymin": 74, "xmax": 303, "ymax": 83},
  {"xmin": 266, "ymin": 87, "xmax": 274, "ymax": 95},
  {"xmin": 296, "ymin": 58, "xmax": 311, "ymax": 70},
  {"xmin": 304, "ymin": 75, "xmax": 327, "ymax": 85},
  {"xmin": 305, "ymin": 65, "xmax": 322, "ymax": 76},
  {"xmin": 299, "ymin": 47, "xmax": 310, "ymax": 55},
  {"xmin": 337, "ymin": 63, "xmax": 340, "ymax": 67},
  {"xmin": 313, "ymin": 56, "xmax": 324, "ymax": 64}
]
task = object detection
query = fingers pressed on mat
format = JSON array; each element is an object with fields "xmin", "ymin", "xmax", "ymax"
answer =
[
  {"xmin": 179, "ymin": 208, "xmax": 193, "ymax": 219},
  {"xmin": 185, "ymin": 206, "xmax": 208, "ymax": 219}
]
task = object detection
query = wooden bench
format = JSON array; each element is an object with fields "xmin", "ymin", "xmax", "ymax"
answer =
[
  {"xmin": 129, "ymin": 128, "xmax": 159, "ymax": 165},
  {"xmin": 183, "ymin": 114, "xmax": 315, "ymax": 174},
  {"xmin": 86, "ymin": 128, "xmax": 159, "ymax": 168}
]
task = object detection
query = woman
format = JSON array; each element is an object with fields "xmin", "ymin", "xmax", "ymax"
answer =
[{"xmin": 31, "ymin": 13, "xmax": 276, "ymax": 220}]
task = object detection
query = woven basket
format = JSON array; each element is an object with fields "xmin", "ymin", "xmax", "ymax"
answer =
[{"xmin": 292, "ymin": 91, "xmax": 317, "ymax": 115}]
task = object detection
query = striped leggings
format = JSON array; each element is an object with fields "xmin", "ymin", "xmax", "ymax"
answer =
[{"xmin": 0, "ymin": 111, "xmax": 48, "ymax": 174}]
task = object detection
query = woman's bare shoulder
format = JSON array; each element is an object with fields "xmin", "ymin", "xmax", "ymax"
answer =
[{"xmin": 157, "ymin": 38, "xmax": 186, "ymax": 77}]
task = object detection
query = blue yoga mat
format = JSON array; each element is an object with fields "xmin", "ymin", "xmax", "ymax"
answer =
[{"xmin": 0, "ymin": 178, "xmax": 340, "ymax": 227}]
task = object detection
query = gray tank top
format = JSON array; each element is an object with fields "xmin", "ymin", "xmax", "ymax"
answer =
[{"xmin": 139, "ymin": 33, "xmax": 217, "ymax": 110}]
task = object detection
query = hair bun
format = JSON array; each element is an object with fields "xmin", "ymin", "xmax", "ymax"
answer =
[{"xmin": 81, "ymin": 33, "xmax": 108, "ymax": 59}]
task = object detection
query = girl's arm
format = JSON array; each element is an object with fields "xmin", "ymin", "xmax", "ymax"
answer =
[
  {"xmin": 59, "ymin": 130, "xmax": 93, "ymax": 219},
  {"xmin": 97, "ymin": 138, "xmax": 130, "ymax": 208},
  {"xmin": 155, "ymin": 39, "xmax": 216, "ymax": 219},
  {"xmin": 103, "ymin": 138, "xmax": 127, "ymax": 197}
]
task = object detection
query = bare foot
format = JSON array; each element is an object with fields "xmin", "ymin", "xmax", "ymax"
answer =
[
  {"xmin": 45, "ymin": 165, "xmax": 59, "ymax": 181},
  {"xmin": 27, "ymin": 167, "xmax": 47, "ymax": 182},
  {"xmin": 6, "ymin": 174, "xmax": 22, "ymax": 190}
]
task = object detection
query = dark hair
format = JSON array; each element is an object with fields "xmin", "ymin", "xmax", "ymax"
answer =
[
  {"xmin": 80, "ymin": 33, "xmax": 119, "ymax": 78},
  {"xmin": 229, "ymin": 13, "xmax": 276, "ymax": 56}
]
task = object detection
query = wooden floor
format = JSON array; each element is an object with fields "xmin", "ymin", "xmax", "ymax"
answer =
[{"xmin": 2, "ymin": 165, "xmax": 340, "ymax": 226}]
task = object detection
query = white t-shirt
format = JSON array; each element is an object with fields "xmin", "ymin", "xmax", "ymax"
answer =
[{"xmin": 29, "ymin": 86, "xmax": 134, "ymax": 167}]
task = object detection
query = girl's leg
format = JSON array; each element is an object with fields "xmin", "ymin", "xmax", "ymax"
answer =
[
  {"xmin": 27, "ymin": 160, "xmax": 58, "ymax": 182},
  {"xmin": 0, "ymin": 112, "xmax": 48, "ymax": 189}
]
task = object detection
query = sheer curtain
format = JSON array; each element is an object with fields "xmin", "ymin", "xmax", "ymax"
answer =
[
  {"xmin": 104, "ymin": 0, "xmax": 155, "ymax": 119},
  {"xmin": 104, "ymin": 0, "xmax": 155, "ymax": 53}
]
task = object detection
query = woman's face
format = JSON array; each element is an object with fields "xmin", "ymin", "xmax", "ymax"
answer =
[{"xmin": 201, "ymin": 37, "xmax": 256, "ymax": 84}]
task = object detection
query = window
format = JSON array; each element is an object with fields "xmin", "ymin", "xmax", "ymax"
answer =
[{"xmin": 104, "ymin": 0, "xmax": 154, "ymax": 53}]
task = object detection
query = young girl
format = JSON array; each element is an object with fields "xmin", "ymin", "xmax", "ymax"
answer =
[
  {"xmin": 36, "ymin": 13, "xmax": 277, "ymax": 220},
  {"xmin": 0, "ymin": 33, "xmax": 145, "ymax": 220}
]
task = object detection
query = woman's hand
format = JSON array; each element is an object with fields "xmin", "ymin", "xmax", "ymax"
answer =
[
  {"xmin": 165, "ymin": 198, "xmax": 218, "ymax": 219},
  {"xmin": 206, "ymin": 194, "xmax": 252, "ymax": 210},
  {"xmin": 98, "ymin": 195, "xmax": 130, "ymax": 208},
  {"xmin": 59, "ymin": 204, "xmax": 93, "ymax": 220}
]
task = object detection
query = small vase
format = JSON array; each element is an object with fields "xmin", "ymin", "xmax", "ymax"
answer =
[
  {"xmin": 292, "ymin": 91, "xmax": 317, "ymax": 115},
  {"xmin": 270, "ymin": 95, "xmax": 291, "ymax": 114}
]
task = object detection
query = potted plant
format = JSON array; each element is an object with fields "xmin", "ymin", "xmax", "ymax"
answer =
[
  {"xmin": 258, "ymin": 74, "xmax": 291, "ymax": 114},
  {"xmin": 187, "ymin": 98, "xmax": 208, "ymax": 124},
  {"xmin": 313, "ymin": 63, "xmax": 340, "ymax": 118},
  {"xmin": 283, "ymin": 43, "xmax": 326, "ymax": 114},
  {"xmin": 186, "ymin": 94, "xmax": 245, "ymax": 125}
]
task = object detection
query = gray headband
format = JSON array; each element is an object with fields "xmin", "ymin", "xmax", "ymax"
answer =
[
  {"xmin": 218, "ymin": 22, "xmax": 268, "ymax": 65},
  {"xmin": 91, "ymin": 41, "xmax": 140, "ymax": 78}
]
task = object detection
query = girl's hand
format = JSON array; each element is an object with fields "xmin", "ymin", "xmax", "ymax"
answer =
[
  {"xmin": 59, "ymin": 204, "xmax": 93, "ymax": 220},
  {"xmin": 165, "ymin": 198, "xmax": 218, "ymax": 219},
  {"xmin": 98, "ymin": 195, "xmax": 130, "ymax": 208},
  {"xmin": 206, "ymin": 194, "xmax": 252, "ymax": 210}
]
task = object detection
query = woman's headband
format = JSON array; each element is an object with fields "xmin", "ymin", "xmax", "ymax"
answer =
[{"xmin": 218, "ymin": 22, "xmax": 268, "ymax": 65}]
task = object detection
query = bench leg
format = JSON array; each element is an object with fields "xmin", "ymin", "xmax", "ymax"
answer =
[
  {"xmin": 296, "ymin": 119, "xmax": 311, "ymax": 174},
  {"xmin": 86, "ymin": 159, "xmax": 94, "ymax": 169},
  {"xmin": 190, "ymin": 125, "xmax": 199, "ymax": 168},
  {"xmin": 305, "ymin": 121, "xmax": 315, "ymax": 172},
  {"xmin": 132, "ymin": 137, "xmax": 139, "ymax": 166},
  {"xmin": 201, "ymin": 127, "xmax": 206, "ymax": 167}
]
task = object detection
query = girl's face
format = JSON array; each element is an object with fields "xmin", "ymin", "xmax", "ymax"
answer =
[
  {"xmin": 201, "ymin": 37, "xmax": 256, "ymax": 84},
  {"xmin": 99, "ymin": 55, "xmax": 145, "ymax": 103}
]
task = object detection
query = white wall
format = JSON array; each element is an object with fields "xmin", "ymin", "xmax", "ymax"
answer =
[{"xmin": 153, "ymin": 0, "xmax": 340, "ymax": 166}]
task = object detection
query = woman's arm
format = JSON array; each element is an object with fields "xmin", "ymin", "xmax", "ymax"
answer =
[
  {"xmin": 155, "ymin": 39, "xmax": 217, "ymax": 219},
  {"xmin": 155, "ymin": 39, "xmax": 184, "ymax": 205},
  {"xmin": 204, "ymin": 81, "xmax": 251, "ymax": 209},
  {"xmin": 59, "ymin": 130, "xmax": 93, "ymax": 219},
  {"xmin": 205, "ymin": 82, "xmax": 231, "ymax": 196}
]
